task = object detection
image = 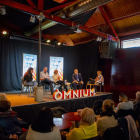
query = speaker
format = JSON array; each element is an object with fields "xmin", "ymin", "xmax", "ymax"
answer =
[{"xmin": 100, "ymin": 41, "xmax": 117, "ymax": 59}]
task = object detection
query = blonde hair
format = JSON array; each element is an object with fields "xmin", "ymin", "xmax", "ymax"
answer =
[
  {"xmin": 0, "ymin": 93, "xmax": 7, "ymax": 101},
  {"xmin": 81, "ymin": 107, "xmax": 95, "ymax": 125},
  {"xmin": 74, "ymin": 69, "xmax": 78, "ymax": 71},
  {"xmin": 102, "ymin": 99, "xmax": 114, "ymax": 111},
  {"xmin": 97, "ymin": 71, "xmax": 102, "ymax": 74}
]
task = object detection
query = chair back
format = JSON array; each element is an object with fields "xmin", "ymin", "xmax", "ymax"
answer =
[
  {"xmin": 117, "ymin": 109, "xmax": 136, "ymax": 121},
  {"xmin": 102, "ymin": 125, "xmax": 125, "ymax": 140}
]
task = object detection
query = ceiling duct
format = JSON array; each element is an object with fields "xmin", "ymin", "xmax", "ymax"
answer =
[{"xmin": 24, "ymin": 0, "xmax": 113, "ymax": 36}]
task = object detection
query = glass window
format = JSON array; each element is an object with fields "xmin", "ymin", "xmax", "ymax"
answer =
[{"xmin": 123, "ymin": 38, "xmax": 140, "ymax": 48}]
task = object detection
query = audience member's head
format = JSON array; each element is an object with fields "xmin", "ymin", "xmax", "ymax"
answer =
[
  {"xmin": 74, "ymin": 69, "xmax": 78, "ymax": 74},
  {"xmin": 136, "ymin": 91, "xmax": 140, "ymax": 101},
  {"xmin": 119, "ymin": 93, "xmax": 128, "ymax": 102},
  {"xmin": 81, "ymin": 107, "xmax": 95, "ymax": 125},
  {"xmin": 0, "ymin": 100, "xmax": 11, "ymax": 112},
  {"xmin": 0, "ymin": 93, "xmax": 7, "ymax": 101},
  {"xmin": 97, "ymin": 71, "xmax": 102, "ymax": 76},
  {"xmin": 43, "ymin": 67, "xmax": 47, "ymax": 73},
  {"xmin": 31, "ymin": 107, "xmax": 54, "ymax": 133},
  {"xmin": 54, "ymin": 70, "xmax": 58, "ymax": 74},
  {"xmin": 102, "ymin": 99, "xmax": 114, "ymax": 112}
]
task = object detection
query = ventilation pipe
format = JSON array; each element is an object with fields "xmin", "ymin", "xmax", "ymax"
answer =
[{"xmin": 24, "ymin": 0, "xmax": 113, "ymax": 36}]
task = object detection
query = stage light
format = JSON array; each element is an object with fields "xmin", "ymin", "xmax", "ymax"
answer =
[
  {"xmin": 0, "ymin": 6, "xmax": 6, "ymax": 15},
  {"xmin": 2, "ymin": 31, "xmax": 7, "ymax": 35},
  {"xmin": 30, "ymin": 15, "xmax": 36, "ymax": 23},
  {"xmin": 46, "ymin": 39, "xmax": 50, "ymax": 43},
  {"xmin": 57, "ymin": 42, "xmax": 61, "ymax": 45}
]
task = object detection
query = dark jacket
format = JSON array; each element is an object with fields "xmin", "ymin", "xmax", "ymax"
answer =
[
  {"xmin": 72, "ymin": 73, "xmax": 83, "ymax": 82},
  {"xmin": 0, "ymin": 126, "xmax": 11, "ymax": 140},
  {"xmin": 0, "ymin": 111, "xmax": 22, "ymax": 135},
  {"xmin": 24, "ymin": 73, "xmax": 32, "ymax": 82}
]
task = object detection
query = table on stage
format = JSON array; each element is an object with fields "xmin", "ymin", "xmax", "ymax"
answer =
[
  {"xmin": 62, "ymin": 112, "xmax": 81, "ymax": 128},
  {"xmin": 53, "ymin": 118, "xmax": 72, "ymax": 130}
]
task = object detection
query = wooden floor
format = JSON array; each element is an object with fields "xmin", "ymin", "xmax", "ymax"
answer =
[{"xmin": 6, "ymin": 91, "xmax": 54, "ymax": 107}]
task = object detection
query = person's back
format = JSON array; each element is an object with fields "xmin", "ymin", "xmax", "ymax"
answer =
[
  {"xmin": 117, "ymin": 101, "xmax": 133, "ymax": 111},
  {"xmin": 67, "ymin": 123, "xmax": 97, "ymax": 140},
  {"xmin": 26, "ymin": 125, "xmax": 60, "ymax": 140},
  {"xmin": 97, "ymin": 115, "xmax": 118, "ymax": 136},
  {"xmin": 26, "ymin": 107, "xmax": 61, "ymax": 140}
]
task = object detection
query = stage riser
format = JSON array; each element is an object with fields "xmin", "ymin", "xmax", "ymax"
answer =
[{"xmin": 12, "ymin": 93, "xmax": 112, "ymax": 125}]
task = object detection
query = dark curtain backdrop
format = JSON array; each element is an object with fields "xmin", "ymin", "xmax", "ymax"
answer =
[{"xmin": 0, "ymin": 35, "xmax": 99, "ymax": 91}]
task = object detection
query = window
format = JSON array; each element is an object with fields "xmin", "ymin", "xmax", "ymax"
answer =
[{"xmin": 123, "ymin": 38, "xmax": 140, "ymax": 48}]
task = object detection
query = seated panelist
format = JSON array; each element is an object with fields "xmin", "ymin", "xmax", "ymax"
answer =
[
  {"xmin": 40, "ymin": 67, "xmax": 54, "ymax": 95},
  {"xmin": 72, "ymin": 69, "xmax": 84, "ymax": 90},
  {"xmin": 52, "ymin": 70, "xmax": 68, "ymax": 92},
  {"xmin": 89, "ymin": 71, "xmax": 104, "ymax": 85}
]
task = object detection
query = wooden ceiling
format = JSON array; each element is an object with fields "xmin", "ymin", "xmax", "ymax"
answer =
[{"xmin": 0, "ymin": 0, "xmax": 140, "ymax": 46}]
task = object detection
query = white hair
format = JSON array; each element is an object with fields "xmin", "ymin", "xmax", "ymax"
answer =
[
  {"xmin": 81, "ymin": 107, "xmax": 95, "ymax": 125},
  {"xmin": 0, "ymin": 93, "xmax": 7, "ymax": 101},
  {"xmin": 136, "ymin": 91, "xmax": 140, "ymax": 99}
]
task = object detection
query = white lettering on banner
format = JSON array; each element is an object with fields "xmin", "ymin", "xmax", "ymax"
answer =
[{"xmin": 53, "ymin": 89, "xmax": 95, "ymax": 100}]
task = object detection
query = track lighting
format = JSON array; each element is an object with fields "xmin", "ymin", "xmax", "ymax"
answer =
[
  {"xmin": 2, "ymin": 31, "xmax": 7, "ymax": 35},
  {"xmin": 57, "ymin": 42, "xmax": 61, "ymax": 45},
  {"xmin": 46, "ymin": 39, "xmax": 51, "ymax": 43}
]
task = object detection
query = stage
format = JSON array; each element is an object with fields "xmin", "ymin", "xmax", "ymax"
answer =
[{"xmin": 6, "ymin": 91, "xmax": 112, "ymax": 124}]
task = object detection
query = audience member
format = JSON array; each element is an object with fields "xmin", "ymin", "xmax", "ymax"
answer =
[
  {"xmin": 0, "ymin": 93, "xmax": 7, "ymax": 101},
  {"xmin": 134, "ymin": 91, "xmax": 140, "ymax": 121},
  {"xmin": 66, "ymin": 107, "xmax": 98, "ymax": 140},
  {"xmin": 26, "ymin": 107, "xmax": 61, "ymax": 140},
  {"xmin": 116, "ymin": 93, "xmax": 133, "ymax": 112},
  {"xmin": 0, "ymin": 100, "xmax": 25, "ymax": 136},
  {"xmin": 0, "ymin": 126, "xmax": 18, "ymax": 140},
  {"xmin": 97, "ymin": 99, "xmax": 118, "ymax": 136}
]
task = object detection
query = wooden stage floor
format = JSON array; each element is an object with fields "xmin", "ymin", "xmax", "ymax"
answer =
[{"xmin": 5, "ymin": 91, "xmax": 113, "ymax": 107}]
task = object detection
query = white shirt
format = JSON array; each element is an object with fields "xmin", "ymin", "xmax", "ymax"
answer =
[
  {"xmin": 116, "ymin": 101, "xmax": 133, "ymax": 112},
  {"xmin": 40, "ymin": 71, "xmax": 50, "ymax": 80},
  {"xmin": 26, "ymin": 125, "xmax": 61, "ymax": 140},
  {"xmin": 52, "ymin": 74, "xmax": 60, "ymax": 82}
]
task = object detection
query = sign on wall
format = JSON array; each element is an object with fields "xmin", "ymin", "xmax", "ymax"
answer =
[
  {"xmin": 22, "ymin": 53, "xmax": 37, "ymax": 81},
  {"xmin": 49, "ymin": 56, "xmax": 64, "ymax": 80}
]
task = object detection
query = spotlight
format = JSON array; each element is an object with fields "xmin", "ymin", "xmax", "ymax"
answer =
[
  {"xmin": 0, "ymin": 6, "xmax": 6, "ymax": 15},
  {"xmin": 30, "ymin": 15, "xmax": 36, "ymax": 23},
  {"xmin": 57, "ymin": 42, "xmax": 61, "ymax": 45},
  {"xmin": 2, "ymin": 31, "xmax": 7, "ymax": 35},
  {"xmin": 46, "ymin": 39, "xmax": 50, "ymax": 43}
]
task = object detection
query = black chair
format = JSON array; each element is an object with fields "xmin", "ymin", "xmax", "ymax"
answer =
[
  {"xmin": 116, "ymin": 109, "xmax": 136, "ymax": 121},
  {"xmin": 82, "ymin": 135, "xmax": 103, "ymax": 140},
  {"xmin": 102, "ymin": 125, "xmax": 125, "ymax": 140}
]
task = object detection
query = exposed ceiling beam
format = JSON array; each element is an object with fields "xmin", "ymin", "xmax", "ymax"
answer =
[
  {"xmin": 98, "ymin": 6, "xmax": 118, "ymax": 41},
  {"xmin": 89, "ymin": 11, "xmax": 140, "ymax": 28},
  {"xmin": 38, "ymin": 0, "xmax": 44, "ymax": 11},
  {"xmin": 118, "ymin": 29, "xmax": 140, "ymax": 37},
  {"xmin": 44, "ymin": 1, "xmax": 76, "ymax": 14},
  {"xmin": 26, "ymin": 0, "xmax": 37, "ymax": 9},
  {"xmin": 0, "ymin": 0, "xmax": 117, "ymax": 41}
]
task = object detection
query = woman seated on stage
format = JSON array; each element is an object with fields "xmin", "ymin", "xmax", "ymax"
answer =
[
  {"xmin": 24, "ymin": 67, "xmax": 37, "ymax": 87},
  {"xmin": 52, "ymin": 70, "xmax": 68, "ymax": 92},
  {"xmin": 26, "ymin": 107, "xmax": 61, "ymax": 140},
  {"xmin": 97, "ymin": 99, "xmax": 117, "ymax": 136},
  {"xmin": 89, "ymin": 71, "xmax": 104, "ymax": 85},
  {"xmin": 66, "ymin": 107, "xmax": 98, "ymax": 140},
  {"xmin": 0, "ymin": 100, "xmax": 27, "ymax": 136}
]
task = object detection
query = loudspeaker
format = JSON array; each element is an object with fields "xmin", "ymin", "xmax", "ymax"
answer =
[{"xmin": 100, "ymin": 41, "xmax": 117, "ymax": 59}]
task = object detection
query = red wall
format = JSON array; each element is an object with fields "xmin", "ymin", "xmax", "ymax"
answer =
[{"xmin": 99, "ymin": 47, "xmax": 140, "ymax": 103}]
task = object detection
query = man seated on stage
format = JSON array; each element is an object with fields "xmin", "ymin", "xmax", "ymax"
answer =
[
  {"xmin": 40, "ymin": 67, "xmax": 54, "ymax": 95},
  {"xmin": 52, "ymin": 70, "xmax": 68, "ymax": 92},
  {"xmin": 72, "ymin": 69, "xmax": 84, "ymax": 90}
]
